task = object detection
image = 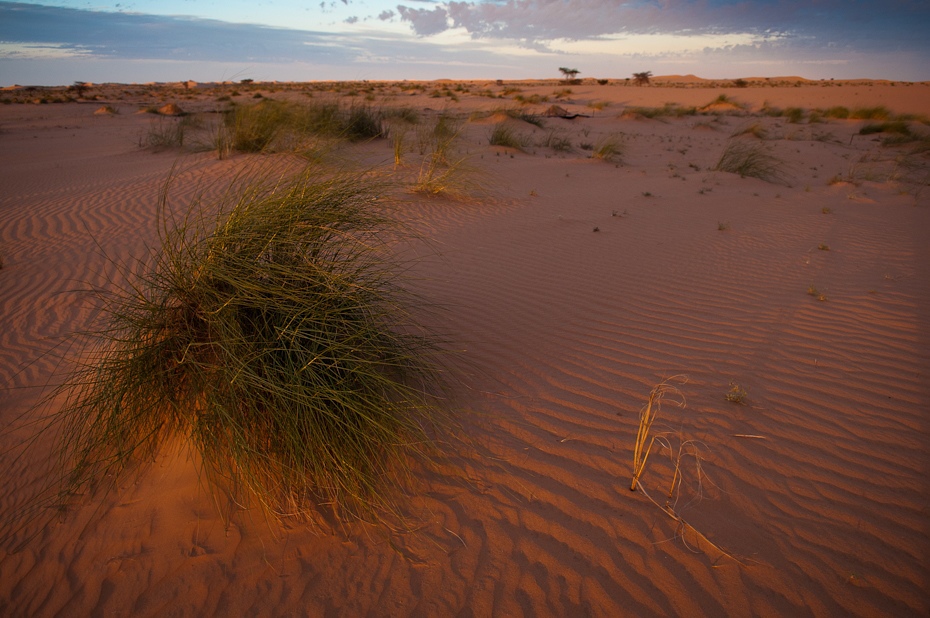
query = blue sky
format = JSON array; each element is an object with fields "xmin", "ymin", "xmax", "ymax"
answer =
[{"xmin": 1, "ymin": 0, "xmax": 928, "ymax": 85}]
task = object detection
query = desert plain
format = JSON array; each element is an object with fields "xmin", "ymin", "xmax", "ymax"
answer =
[{"xmin": 0, "ymin": 76, "xmax": 928, "ymax": 616}]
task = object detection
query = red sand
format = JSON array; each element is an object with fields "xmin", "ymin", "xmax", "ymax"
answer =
[{"xmin": 1, "ymin": 79, "xmax": 928, "ymax": 616}]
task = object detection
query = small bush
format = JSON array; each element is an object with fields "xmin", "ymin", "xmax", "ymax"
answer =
[
  {"xmin": 725, "ymin": 383, "xmax": 748, "ymax": 404},
  {"xmin": 591, "ymin": 135, "xmax": 624, "ymax": 162},
  {"xmin": 784, "ymin": 107, "xmax": 805, "ymax": 123},
  {"xmin": 714, "ymin": 140, "xmax": 791, "ymax": 185},
  {"xmin": 488, "ymin": 123, "xmax": 528, "ymax": 150},
  {"xmin": 342, "ymin": 103, "xmax": 383, "ymax": 141},
  {"xmin": 859, "ymin": 121, "xmax": 911, "ymax": 136},
  {"xmin": 624, "ymin": 103, "xmax": 697, "ymax": 119},
  {"xmin": 540, "ymin": 130, "xmax": 573, "ymax": 152},
  {"xmin": 384, "ymin": 106, "xmax": 419, "ymax": 124},
  {"xmin": 222, "ymin": 100, "xmax": 382, "ymax": 154},
  {"xmin": 850, "ymin": 106, "xmax": 891, "ymax": 120},
  {"xmin": 732, "ymin": 123, "xmax": 768, "ymax": 139},
  {"xmin": 413, "ymin": 152, "xmax": 478, "ymax": 199},
  {"xmin": 504, "ymin": 108, "xmax": 544, "ymax": 127},
  {"xmin": 46, "ymin": 168, "xmax": 454, "ymax": 521},
  {"xmin": 145, "ymin": 118, "xmax": 186, "ymax": 149},
  {"xmin": 822, "ymin": 106, "xmax": 850, "ymax": 119}
]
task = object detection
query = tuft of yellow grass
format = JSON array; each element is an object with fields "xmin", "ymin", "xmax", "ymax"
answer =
[{"xmin": 630, "ymin": 375, "xmax": 686, "ymax": 492}]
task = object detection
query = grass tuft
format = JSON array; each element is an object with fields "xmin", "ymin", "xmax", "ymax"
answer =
[
  {"xmin": 591, "ymin": 135, "xmax": 624, "ymax": 162},
  {"xmin": 222, "ymin": 100, "xmax": 382, "ymax": 155},
  {"xmin": 630, "ymin": 376, "xmax": 686, "ymax": 492},
  {"xmin": 714, "ymin": 140, "xmax": 791, "ymax": 185},
  {"xmin": 488, "ymin": 122, "xmax": 529, "ymax": 150},
  {"xmin": 807, "ymin": 284, "xmax": 827, "ymax": 301},
  {"xmin": 725, "ymin": 383, "xmax": 748, "ymax": 404},
  {"xmin": 859, "ymin": 121, "xmax": 912, "ymax": 136},
  {"xmin": 45, "ymin": 167, "xmax": 453, "ymax": 522}
]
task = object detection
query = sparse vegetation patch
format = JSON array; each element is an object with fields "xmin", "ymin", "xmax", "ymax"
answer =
[{"xmin": 44, "ymin": 168, "xmax": 454, "ymax": 522}]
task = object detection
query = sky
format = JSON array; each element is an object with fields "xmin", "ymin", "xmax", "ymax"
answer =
[{"xmin": 1, "ymin": 0, "xmax": 929, "ymax": 86}]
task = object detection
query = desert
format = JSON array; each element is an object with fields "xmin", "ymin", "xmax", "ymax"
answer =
[{"xmin": 1, "ymin": 76, "xmax": 928, "ymax": 616}]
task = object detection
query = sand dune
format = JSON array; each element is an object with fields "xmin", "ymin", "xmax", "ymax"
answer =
[{"xmin": 1, "ymin": 79, "xmax": 928, "ymax": 616}]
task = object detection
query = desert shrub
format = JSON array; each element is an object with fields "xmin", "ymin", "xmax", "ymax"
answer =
[
  {"xmin": 416, "ymin": 113, "xmax": 461, "ymax": 161},
  {"xmin": 45, "ymin": 168, "xmax": 453, "ymax": 521},
  {"xmin": 223, "ymin": 100, "xmax": 382, "ymax": 154},
  {"xmin": 342, "ymin": 103, "xmax": 383, "ymax": 141},
  {"xmin": 383, "ymin": 106, "xmax": 419, "ymax": 124},
  {"xmin": 714, "ymin": 140, "xmax": 791, "ymax": 185},
  {"xmin": 488, "ymin": 122, "xmax": 529, "ymax": 150},
  {"xmin": 823, "ymin": 106, "xmax": 850, "ymax": 119},
  {"xmin": 540, "ymin": 130, "xmax": 573, "ymax": 152},
  {"xmin": 624, "ymin": 104, "xmax": 696, "ymax": 118},
  {"xmin": 413, "ymin": 153, "xmax": 476, "ymax": 199},
  {"xmin": 224, "ymin": 99, "xmax": 292, "ymax": 152},
  {"xmin": 145, "ymin": 118, "xmax": 186, "ymax": 149},
  {"xmin": 514, "ymin": 94, "xmax": 549, "ymax": 105},
  {"xmin": 784, "ymin": 107, "xmax": 805, "ymax": 123},
  {"xmin": 850, "ymin": 106, "xmax": 891, "ymax": 120},
  {"xmin": 504, "ymin": 108, "xmax": 544, "ymax": 127},
  {"xmin": 591, "ymin": 135, "xmax": 624, "ymax": 162},
  {"xmin": 859, "ymin": 121, "xmax": 911, "ymax": 136},
  {"xmin": 411, "ymin": 115, "xmax": 481, "ymax": 198},
  {"xmin": 732, "ymin": 122, "xmax": 768, "ymax": 139}
]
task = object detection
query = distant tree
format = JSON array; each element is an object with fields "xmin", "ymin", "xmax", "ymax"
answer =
[
  {"xmin": 240, "ymin": 78, "xmax": 254, "ymax": 85},
  {"xmin": 733, "ymin": 78, "xmax": 749, "ymax": 88},
  {"xmin": 69, "ymin": 81, "xmax": 89, "ymax": 97},
  {"xmin": 558, "ymin": 67, "xmax": 580, "ymax": 81},
  {"xmin": 632, "ymin": 71, "xmax": 652, "ymax": 86}
]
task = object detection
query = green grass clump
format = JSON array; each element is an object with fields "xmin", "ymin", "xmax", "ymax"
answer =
[
  {"xmin": 540, "ymin": 130, "xmax": 573, "ymax": 152},
  {"xmin": 732, "ymin": 122, "xmax": 768, "ymax": 139},
  {"xmin": 488, "ymin": 122, "xmax": 529, "ymax": 150},
  {"xmin": 859, "ymin": 121, "xmax": 912, "ymax": 136},
  {"xmin": 591, "ymin": 135, "xmax": 624, "ymax": 162},
  {"xmin": 725, "ymin": 383, "xmax": 748, "ymax": 404},
  {"xmin": 223, "ymin": 100, "xmax": 382, "ymax": 154},
  {"xmin": 145, "ymin": 118, "xmax": 186, "ymax": 149},
  {"xmin": 714, "ymin": 139, "xmax": 791, "ymax": 185},
  {"xmin": 784, "ymin": 107, "xmax": 805, "ymax": 123},
  {"xmin": 383, "ymin": 106, "xmax": 420, "ymax": 124},
  {"xmin": 413, "ymin": 151, "xmax": 479, "ymax": 199},
  {"xmin": 623, "ymin": 103, "xmax": 697, "ymax": 118},
  {"xmin": 47, "ymin": 168, "xmax": 452, "ymax": 522},
  {"xmin": 503, "ymin": 108, "xmax": 544, "ymax": 127},
  {"xmin": 822, "ymin": 106, "xmax": 850, "ymax": 119},
  {"xmin": 850, "ymin": 106, "xmax": 891, "ymax": 120}
]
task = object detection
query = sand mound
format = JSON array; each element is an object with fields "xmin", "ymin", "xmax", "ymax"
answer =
[
  {"xmin": 545, "ymin": 104, "xmax": 570, "ymax": 117},
  {"xmin": 157, "ymin": 103, "xmax": 184, "ymax": 116}
]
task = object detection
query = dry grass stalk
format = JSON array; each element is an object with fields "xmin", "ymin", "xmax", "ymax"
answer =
[
  {"xmin": 629, "ymin": 376, "xmax": 747, "ymax": 564},
  {"xmin": 630, "ymin": 375, "xmax": 686, "ymax": 491}
]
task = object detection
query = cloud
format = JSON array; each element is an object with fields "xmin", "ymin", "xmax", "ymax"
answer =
[
  {"xmin": 1, "ymin": 0, "xmax": 927, "ymax": 84},
  {"xmin": 0, "ymin": 2, "xmax": 339, "ymax": 63},
  {"xmin": 396, "ymin": 5, "xmax": 450, "ymax": 36},
  {"xmin": 396, "ymin": 0, "xmax": 930, "ymax": 57}
]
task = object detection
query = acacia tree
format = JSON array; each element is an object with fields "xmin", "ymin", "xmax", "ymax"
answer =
[
  {"xmin": 559, "ymin": 67, "xmax": 580, "ymax": 81},
  {"xmin": 632, "ymin": 71, "xmax": 652, "ymax": 86},
  {"xmin": 69, "ymin": 81, "xmax": 89, "ymax": 98}
]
